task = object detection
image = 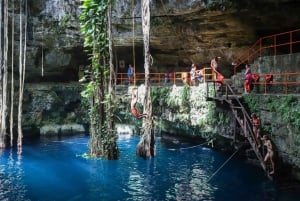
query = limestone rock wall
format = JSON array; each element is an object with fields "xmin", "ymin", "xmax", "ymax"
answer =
[
  {"xmin": 21, "ymin": 83, "xmax": 88, "ymax": 136},
  {"xmin": 243, "ymin": 94, "xmax": 300, "ymax": 177},
  {"xmin": 112, "ymin": 0, "xmax": 300, "ymax": 77},
  {"xmin": 11, "ymin": 0, "xmax": 85, "ymax": 83},
  {"xmin": 7, "ymin": 0, "xmax": 300, "ymax": 81}
]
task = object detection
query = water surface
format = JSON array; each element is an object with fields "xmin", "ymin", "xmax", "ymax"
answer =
[{"xmin": 0, "ymin": 134, "xmax": 299, "ymax": 201}]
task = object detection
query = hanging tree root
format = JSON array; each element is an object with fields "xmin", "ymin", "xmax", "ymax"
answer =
[
  {"xmin": 136, "ymin": 126, "xmax": 155, "ymax": 159},
  {"xmin": 136, "ymin": 139, "xmax": 151, "ymax": 159}
]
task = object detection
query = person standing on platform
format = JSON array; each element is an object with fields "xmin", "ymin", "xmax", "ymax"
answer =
[
  {"xmin": 211, "ymin": 56, "xmax": 221, "ymax": 81},
  {"xmin": 127, "ymin": 64, "xmax": 134, "ymax": 85},
  {"xmin": 244, "ymin": 65, "xmax": 253, "ymax": 93},
  {"xmin": 190, "ymin": 63, "xmax": 197, "ymax": 86}
]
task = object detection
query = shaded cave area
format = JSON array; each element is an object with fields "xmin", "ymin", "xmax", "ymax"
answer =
[{"xmin": 27, "ymin": 46, "xmax": 90, "ymax": 83}]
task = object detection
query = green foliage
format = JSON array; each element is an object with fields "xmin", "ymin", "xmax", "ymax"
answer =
[
  {"xmin": 80, "ymin": 0, "xmax": 118, "ymax": 158},
  {"xmin": 166, "ymin": 85, "xmax": 191, "ymax": 114},
  {"xmin": 51, "ymin": 14, "xmax": 71, "ymax": 34},
  {"xmin": 180, "ymin": 84, "xmax": 190, "ymax": 111},
  {"xmin": 80, "ymin": 0, "xmax": 110, "ymax": 114},
  {"xmin": 262, "ymin": 123, "xmax": 272, "ymax": 134},
  {"xmin": 207, "ymin": 103, "xmax": 217, "ymax": 125},
  {"xmin": 244, "ymin": 95, "xmax": 300, "ymax": 132},
  {"xmin": 205, "ymin": 0, "xmax": 233, "ymax": 11},
  {"xmin": 151, "ymin": 87, "xmax": 170, "ymax": 107},
  {"xmin": 60, "ymin": 14, "xmax": 70, "ymax": 31},
  {"xmin": 218, "ymin": 112, "xmax": 229, "ymax": 124},
  {"xmin": 243, "ymin": 94, "xmax": 260, "ymax": 113},
  {"xmin": 270, "ymin": 95, "xmax": 300, "ymax": 130},
  {"xmin": 80, "ymin": 0, "xmax": 109, "ymax": 53}
]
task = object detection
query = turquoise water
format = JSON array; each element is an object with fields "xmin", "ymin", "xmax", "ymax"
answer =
[{"xmin": 0, "ymin": 134, "xmax": 299, "ymax": 201}]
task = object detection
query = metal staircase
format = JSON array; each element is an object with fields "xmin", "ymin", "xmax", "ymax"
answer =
[{"xmin": 206, "ymin": 79, "xmax": 272, "ymax": 177}]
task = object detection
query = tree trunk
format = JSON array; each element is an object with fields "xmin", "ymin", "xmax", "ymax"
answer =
[{"xmin": 136, "ymin": 0, "xmax": 155, "ymax": 158}]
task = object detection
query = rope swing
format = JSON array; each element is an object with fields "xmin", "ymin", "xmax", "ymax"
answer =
[
  {"xmin": 207, "ymin": 147, "xmax": 240, "ymax": 182},
  {"xmin": 167, "ymin": 141, "xmax": 210, "ymax": 151}
]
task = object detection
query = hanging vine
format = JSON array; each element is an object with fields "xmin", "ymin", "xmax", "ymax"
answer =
[
  {"xmin": 17, "ymin": 0, "xmax": 27, "ymax": 149},
  {"xmin": 10, "ymin": 0, "xmax": 15, "ymax": 147},
  {"xmin": 0, "ymin": 0, "xmax": 8, "ymax": 148},
  {"xmin": 80, "ymin": 0, "xmax": 118, "ymax": 159},
  {"xmin": 136, "ymin": 0, "xmax": 155, "ymax": 159}
]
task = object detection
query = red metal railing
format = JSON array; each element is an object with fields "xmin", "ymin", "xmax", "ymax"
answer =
[
  {"xmin": 115, "ymin": 67, "xmax": 215, "ymax": 86},
  {"xmin": 234, "ymin": 28, "xmax": 300, "ymax": 74},
  {"xmin": 252, "ymin": 72, "xmax": 300, "ymax": 94},
  {"xmin": 114, "ymin": 68, "xmax": 300, "ymax": 95}
]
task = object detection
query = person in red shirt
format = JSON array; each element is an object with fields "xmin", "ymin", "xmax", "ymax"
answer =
[
  {"xmin": 131, "ymin": 88, "xmax": 147, "ymax": 119},
  {"xmin": 244, "ymin": 65, "xmax": 253, "ymax": 93}
]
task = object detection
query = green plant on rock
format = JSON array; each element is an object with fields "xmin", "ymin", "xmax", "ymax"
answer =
[
  {"xmin": 205, "ymin": 0, "xmax": 232, "ymax": 11},
  {"xmin": 243, "ymin": 94, "xmax": 259, "ymax": 113},
  {"xmin": 245, "ymin": 95, "xmax": 300, "ymax": 134},
  {"xmin": 218, "ymin": 112, "xmax": 229, "ymax": 124},
  {"xmin": 180, "ymin": 84, "xmax": 190, "ymax": 112},
  {"xmin": 166, "ymin": 87, "xmax": 181, "ymax": 112},
  {"xmin": 60, "ymin": 14, "xmax": 70, "ymax": 28},
  {"xmin": 262, "ymin": 123, "xmax": 272, "ymax": 134},
  {"xmin": 151, "ymin": 87, "xmax": 170, "ymax": 114}
]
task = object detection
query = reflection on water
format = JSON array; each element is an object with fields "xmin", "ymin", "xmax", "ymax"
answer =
[
  {"xmin": 0, "ymin": 134, "xmax": 299, "ymax": 200},
  {"xmin": 0, "ymin": 149, "xmax": 28, "ymax": 201}
]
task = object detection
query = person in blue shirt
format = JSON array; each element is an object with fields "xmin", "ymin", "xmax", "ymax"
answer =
[{"xmin": 127, "ymin": 64, "xmax": 133, "ymax": 85}]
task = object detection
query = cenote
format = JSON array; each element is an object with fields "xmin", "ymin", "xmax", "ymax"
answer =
[{"xmin": 0, "ymin": 134, "xmax": 300, "ymax": 201}]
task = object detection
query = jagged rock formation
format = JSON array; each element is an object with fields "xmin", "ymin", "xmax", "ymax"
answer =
[
  {"xmin": 8, "ymin": 0, "xmax": 300, "ymax": 82},
  {"xmin": 17, "ymin": 0, "xmax": 85, "ymax": 82},
  {"xmin": 111, "ymin": 0, "xmax": 300, "ymax": 77}
]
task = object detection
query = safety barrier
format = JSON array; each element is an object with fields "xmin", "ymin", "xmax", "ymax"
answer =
[
  {"xmin": 115, "ymin": 67, "xmax": 215, "ymax": 86},
  {"xmin": 234, "ymin": 28, "xmax": 300, "ymax": 74},
  {"xmin": 115, "ymin": 68, "xmax": 300, "ymax": 95},
  {"xmin": 251, "ymin": 72, "xmax": 300, "ymax": 94}
]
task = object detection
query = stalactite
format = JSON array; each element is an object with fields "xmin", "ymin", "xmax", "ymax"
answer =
[{"xmin": 0, "ymin": 0, "xmax": 9, "ymax": 148}]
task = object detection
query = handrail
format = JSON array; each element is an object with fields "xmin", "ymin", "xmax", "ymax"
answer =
[
  {"xmin": 208, "ymin": 81, "xmax": 267, "ymax": 172},
  {"xmin": 252, "ymin": 72, "xmax": 300, "ymax": 94},
  {"xmin": 110, "ymin": 69, "xmax": 300, "ymax": 95},
  {"xmin": 234, "ymin": 28, "xmax": 300, "ymax": 74},
  {"xmin": 115, "ymin": 67, "xmax": 215, "ymax": 86}
]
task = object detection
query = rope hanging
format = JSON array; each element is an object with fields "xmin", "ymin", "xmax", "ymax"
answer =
[
  {"xmin": 41, "ymin": 22, "xmax": 44, "ymax": 77},
  {"xmin": 207, "ymin": 147, "xmax": 240, "ymax": 182},
  {"xmin": 167, "ymin": 140, "xmax": 210, "ymax": 151},
  {"xmin": 132, "ymin": 0, "xmax": 136, "ymax": 86}
]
